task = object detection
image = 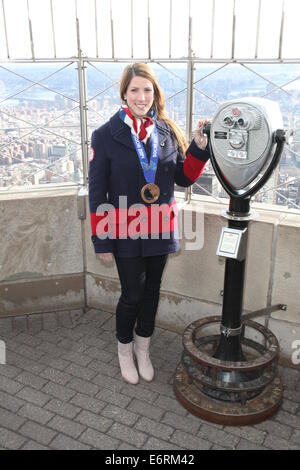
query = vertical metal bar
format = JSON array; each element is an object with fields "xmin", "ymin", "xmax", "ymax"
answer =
[
  {"xmin": 278, "ymin": 0, "xmax": 285, "ymax": 60},
  {"xmin": 147, "ymin": 0, "xmax": 151, "ymax": 59},
  {"xmin": 255, "ymin": 0, "xmax": 262, "ymax": 59},
  {"xmin": 231, "ymin": 0, "xmax": 236, "ymax": 59},
  {"xmin": 27, "ymin": 0, "xmax": 35, "ymax": 60},
  {"xmin": 186, "ymin": 5, "xmax": 194, "ymax": 204},
  {"xmin": 94, "ymin": 0, "xmax": 99, "ymax": 58},
  {"xmin": 50, "ymin": 0, "xmax": 57, "ymax": 58},
  {"xmin": 188, "ymin": 0, "xmax": 192, "ymax": 58},
  {"xmin": 78, "ymin": 15, "xmax": 89, "ymax": 314},
  {"xmin": 75, "ymin": 0, "xmax": 79, "ymax": 54},
  {"xmin": 2, "ymin": 0, "xmax": 10, "ymax": 58},
  {"xmin": 110, "ymin": 0, "xmax": 115, "ymax": 59},
  {"xmin": 186, "ymin": 59, "xmax": 194, "ymax": 140},
  {"xmin": 186, "ymin": 7, "xmax": 193, "ymax": 143},
  {"xmin": 76, "ymin": 19, "xmax": 88, "ymax": 186},
  {"xmin": 131, "ymin": 0, "xmax": 133, "ymax": 58},
  {"xmin": 169, "ymin": 0, "xmax": 172, "ymax": 58},
  {"xmin": 210, "ymin": 0, "xmax": 215, "ymax": 59}
]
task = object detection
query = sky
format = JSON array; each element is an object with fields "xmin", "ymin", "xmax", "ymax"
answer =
[{"xmin": 0, "ymin": 0, "xmax": 300, "ymax": 60}]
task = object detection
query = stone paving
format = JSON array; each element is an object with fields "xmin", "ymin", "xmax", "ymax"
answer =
[{"xmin": 0, "ymin": 308, "xmax": 299, "ymax": 450}]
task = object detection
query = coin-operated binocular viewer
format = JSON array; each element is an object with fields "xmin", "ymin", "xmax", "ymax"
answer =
[{"xmin": 174, "ymin": 98, "xmax": 292, "ymax": 425}]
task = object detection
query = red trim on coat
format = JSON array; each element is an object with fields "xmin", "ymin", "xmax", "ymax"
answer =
[
  {"xmin": 90, "ymin": 201, "xmax": 178, "ymax": 238},
  {"xmin": 183, "ymin": 153, "xmax": 206, "ymax": 182}
]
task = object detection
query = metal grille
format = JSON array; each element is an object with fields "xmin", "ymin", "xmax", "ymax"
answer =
[{"xmin": 0, "ymin": 0, "xmax": 299, "ymax": 211}]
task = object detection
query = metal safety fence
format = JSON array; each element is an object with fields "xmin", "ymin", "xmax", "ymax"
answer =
[{"xmin": 0, "ymin": 0, "xmax": 299, "ymax": 211}]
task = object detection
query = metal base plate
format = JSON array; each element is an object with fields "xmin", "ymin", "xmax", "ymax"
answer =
[
  {"xmin": 173, "ymin": 363, "xmax": 283, "ymax": 426},
  {"xmin": 221, "ymin": 208, "xmax": 259, "ymax": 221}
]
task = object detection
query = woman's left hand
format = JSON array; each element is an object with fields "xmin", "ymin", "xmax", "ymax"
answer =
[{"xmin": 194, "ymin": 118, "xmax": 210, "ymax": 150}]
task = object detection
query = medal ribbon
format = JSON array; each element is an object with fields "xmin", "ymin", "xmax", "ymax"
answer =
[{"xmin": 131, "ymin": 125, "xmax": 159, "ymax": 184}]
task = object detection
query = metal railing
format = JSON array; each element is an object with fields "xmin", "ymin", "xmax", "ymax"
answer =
[{"xmin": 0, "ymin": 0, "xmax": 299, "ymax": 211}]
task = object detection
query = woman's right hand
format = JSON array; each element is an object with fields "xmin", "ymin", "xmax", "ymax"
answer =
[
  {"xmin": 96, "ymin": 253, "xmax": 114, "ymax": 265},
  {"xmin": 194, "ymin": 118, "xmax": 210, "ymax": 150}
]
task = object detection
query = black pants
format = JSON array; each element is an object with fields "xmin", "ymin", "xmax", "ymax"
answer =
[{"xmin": 114, "ymin": 255, "xmax": 168, "ymax": 344}]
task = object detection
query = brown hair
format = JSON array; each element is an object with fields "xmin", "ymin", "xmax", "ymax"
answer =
[{"xmin": 120, "ymin": 63, "xmax": 188, "ymax": 154}]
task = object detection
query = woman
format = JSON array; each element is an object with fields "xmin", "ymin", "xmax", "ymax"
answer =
[{"xmin": 89, "ymin": 63, "xmax": 209, "ymax": 385}]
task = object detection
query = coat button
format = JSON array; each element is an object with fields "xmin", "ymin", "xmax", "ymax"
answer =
[{"xmin": 160, "ymin": 141, "xmax": 165, "ymax": 147}]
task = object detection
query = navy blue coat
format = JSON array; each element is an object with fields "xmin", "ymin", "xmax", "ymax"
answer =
[{"xmin": 88, "ymin": 111, "xmax": 209, "ymax": 257}]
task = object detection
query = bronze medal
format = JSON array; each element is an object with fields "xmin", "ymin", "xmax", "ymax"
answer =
[{"xmin": 141, "ymin": 183, "xmax": 160, "ymax": 203}]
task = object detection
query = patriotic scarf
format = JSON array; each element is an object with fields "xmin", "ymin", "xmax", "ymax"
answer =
[{"xmin": 119, "ymin": 105, "xmax": 156, "ymax": 144}]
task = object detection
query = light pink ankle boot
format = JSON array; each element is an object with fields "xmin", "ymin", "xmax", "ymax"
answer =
[
  {"xmin": 134, "ymin": 334, "xmax": 154, "ymax": 382},
  {"xmin": 117, "ymin": 341, "xmax": 139, "ymax": 385}
]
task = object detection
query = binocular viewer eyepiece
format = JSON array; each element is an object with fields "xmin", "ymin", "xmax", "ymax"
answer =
[{"xmin": 203, "ymin": 97, "xmax": 292, "ymax": 199}]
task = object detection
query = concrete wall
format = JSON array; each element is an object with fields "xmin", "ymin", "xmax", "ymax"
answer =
[
  {"xmin": 0, "ymin": 188, "xmax": 85, "ymax": 314},
  {"xmin": 1, "ymin": 188, "xmax": 299, "ymax": 365}
]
